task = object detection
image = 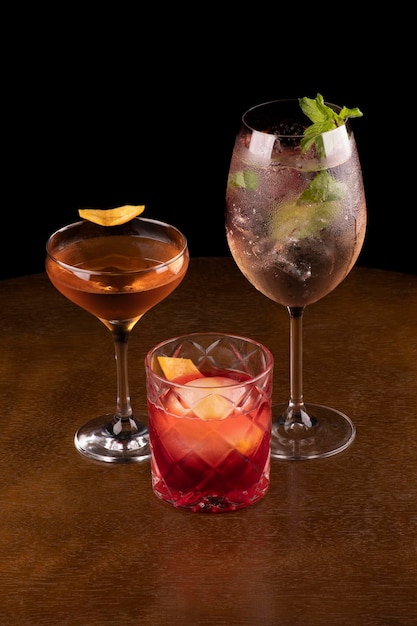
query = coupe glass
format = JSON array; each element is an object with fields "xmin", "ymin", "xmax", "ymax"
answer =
[
  {"xmin": 46, "ymin": 216, "xmax": 189, "ymax": 463},
  {"xmin": 226, "ymin": 98, "xmax": 367, "ymax": 460}
]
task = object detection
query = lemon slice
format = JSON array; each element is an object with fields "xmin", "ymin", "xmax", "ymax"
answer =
[{"xmin": 78, "ymin": 204, "xmax": 145, "ymax": 226}]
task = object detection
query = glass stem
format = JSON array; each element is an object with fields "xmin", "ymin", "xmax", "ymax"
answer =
[
  {"xmin": 110, "ymin": 325, "xmax": 138, "ymax": 437},
  {"xmin": 282, "ymin": 306, "xmax": 315, "ymax": 432}
]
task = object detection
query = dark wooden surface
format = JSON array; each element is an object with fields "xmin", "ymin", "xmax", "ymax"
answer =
[{"xmin": 1, "ymin": 258, "xmax": 416, "ymax": 626}]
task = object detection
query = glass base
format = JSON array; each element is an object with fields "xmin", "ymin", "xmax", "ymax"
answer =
[
  {"xmin": 74, "ymin": 414, "xmax": 151, "ymax": 463},
  {"xmin": 271, "ymin": 403, "xmax": 356, "ymax": 460}
]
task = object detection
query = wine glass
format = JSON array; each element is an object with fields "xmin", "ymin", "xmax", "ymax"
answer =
[
  {"xmin": 226, "ymin": 97, "xmax": 367, "ymax": 460},
  {"xmin": 46, "ymin": 216, "xmax": 189, "ymax": 463}
]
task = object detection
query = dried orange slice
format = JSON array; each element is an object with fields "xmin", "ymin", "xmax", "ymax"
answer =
[
  {"xmin": 78, "ymin": 204, "xmax": 145, "ymax": 226},
  {"xmin": 157, "ymin": 357, "xmax": 204, "ymax": 381}
]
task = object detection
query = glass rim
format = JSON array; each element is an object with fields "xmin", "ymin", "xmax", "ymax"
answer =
[
  {"xmin": 46, "ymin": 216, "xmax": 188, "ymax": 277},
  {"xmin": 145, "ymin": 331, "xmax": 274, "ymax": 389},
  {"xmin": 242, "ymin": 98, "xmax": 342, "ymax": 137}
]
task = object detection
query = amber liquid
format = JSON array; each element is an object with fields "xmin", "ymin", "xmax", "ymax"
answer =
[{"xmin": 46, "ymin": 235, "xmax": 188, "ymax": 323}]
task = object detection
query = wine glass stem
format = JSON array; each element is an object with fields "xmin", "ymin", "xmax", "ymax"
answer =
[
  {"xmin": 283, "ymin": 306, "xmax": 314, "ymax": 431},
  {"xmin": 288, "ymin": 306, "xmax": 304, "ymax": 410}
]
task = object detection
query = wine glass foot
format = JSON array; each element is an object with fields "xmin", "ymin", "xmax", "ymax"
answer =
[
  {"xmin": 270, "ymin": 403, "xmax": 356, "ymax": 460},
  {"xmin": 74, "ymin": 414, "xmax": 151, "ymax": 463}
]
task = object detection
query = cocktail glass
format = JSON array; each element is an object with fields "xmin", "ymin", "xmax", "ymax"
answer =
[
  {"xmin": 226, "ymin": 98, "xmax": 367, "ymax": 460},
  {"xmin": 46, "ymin": 216, "xmax": 189, "ymax": 462},
  {"xmin": 145, "ymin": 332, "xmax": 273, "ymax": 512}
]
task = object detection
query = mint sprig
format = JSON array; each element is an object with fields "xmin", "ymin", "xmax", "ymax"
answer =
[
  {"xmin": 299, "ymin": 93, "xmax": 363, "ymax": 155},
  {"xmin": 228, "ymin": 94, "xmax": 361, "ymax": 204}
]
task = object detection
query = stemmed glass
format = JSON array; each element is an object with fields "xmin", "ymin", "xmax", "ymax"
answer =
[
  {"xmin": 226, "ymin": 97, "xmax": 367, "ymax": 460},
  {"xmin": 46, "ymin": 216, "xmax": 189, "ymax": 463}
]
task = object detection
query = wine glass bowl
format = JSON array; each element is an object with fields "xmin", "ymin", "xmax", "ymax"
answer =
[
  {"xmin": 226, "ymin": 98, "xmax": 367, "ymax": 460},
  {"xmin": 46, "ymin": 216, "xmax": 189, "ymax": 463}
]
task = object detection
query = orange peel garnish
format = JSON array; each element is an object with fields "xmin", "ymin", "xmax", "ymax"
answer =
[
  {"xmin": 157, "ymin": 356, "xmax": 204, "ymax": 381},
  {"xmin": 78, "ymin": 204, "xmax": 145, "ymax": 226}
]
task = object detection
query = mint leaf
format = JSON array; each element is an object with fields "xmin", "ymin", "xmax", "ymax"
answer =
[
  {"xmin": 299, "ymin": 93, "xmax": 363, "ymax": 155},
  {"xmin": 297, "ymin": 171, "xmax": 346, "ymax": 204},
  {"xmin": 228, "ymin": 170, "xmax": 259, "ymax": 190}
]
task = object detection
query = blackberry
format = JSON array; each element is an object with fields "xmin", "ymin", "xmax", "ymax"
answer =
[{"xmin": 267, "ymin": 120, "xmax": 305, "ymax": 146}]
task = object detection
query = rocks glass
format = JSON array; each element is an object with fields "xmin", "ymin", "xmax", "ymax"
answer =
[{"xmin": 145, "ymin": 332, "xmax": 273, "ymax": 512}]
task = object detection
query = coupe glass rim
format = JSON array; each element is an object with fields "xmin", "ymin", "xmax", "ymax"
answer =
[{"xmin": 46, "ymin": 216, "xmax": 188, "ymax": 277}]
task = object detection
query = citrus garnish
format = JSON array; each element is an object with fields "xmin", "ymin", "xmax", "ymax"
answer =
[
  {"xmin": 157, "ymin": 356, "xmax": 204, "ymax": 381},
  {"xmin": 78, "ymin": 204, "xmax": 145, "ymax": 226},
  {"xmin": 270, "ymin": 170, "xmax": 346, "ymax": 241},
  {"xmin": 235, "ymin": 437, "xmax": 258, "ymax": 455},
  {"xmin": 271, "ymin": 197, "xmax": 341, "ymax": 241}
]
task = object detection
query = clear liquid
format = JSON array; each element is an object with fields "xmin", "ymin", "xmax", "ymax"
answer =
[{"xmin": 226, "ymin": 131, "xmax": 367, "ymax": 307}]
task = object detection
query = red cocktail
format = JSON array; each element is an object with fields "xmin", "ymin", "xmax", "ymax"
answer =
[{"xmin": 145, "ymin": 333, "xmax": 273, "ymax": 512}]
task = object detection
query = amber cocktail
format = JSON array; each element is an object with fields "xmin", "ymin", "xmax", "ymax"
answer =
[{"xmin": 46, "ymin": 216, "xmax": 189, "ymax": 462}]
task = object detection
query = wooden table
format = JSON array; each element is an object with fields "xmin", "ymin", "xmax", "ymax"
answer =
[{"xmin": 1, "ymin": 258, "xmax": 416, "ymax": 626}]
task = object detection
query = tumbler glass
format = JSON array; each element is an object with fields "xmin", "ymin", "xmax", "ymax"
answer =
[{"xmin": 145, "ymin": 332, "xmax": 273, "ymax": 513}]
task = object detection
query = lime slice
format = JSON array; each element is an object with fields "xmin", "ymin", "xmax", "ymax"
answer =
[
  {"xmin": 78, "ymin": 205, "xmax": 145, "ymax": 226},
  {"xmin": 270, "ymin": 199, "xmax": 340, "ymax": 240}
]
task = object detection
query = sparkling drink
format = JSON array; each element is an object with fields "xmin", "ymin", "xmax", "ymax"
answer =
[
  {"xmin": 145, "ymin": 333, "xmax": 273, "ymax": 512},
  {"xmin": 226, "ymin": 104, "xmax": 367, "ymax": 308},
  {"xmin": 225, "ymin": 97, "xmax": 367, "ymax": 460}
]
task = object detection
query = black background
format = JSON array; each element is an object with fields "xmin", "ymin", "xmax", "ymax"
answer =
[{"xmin": 4, "ymin": 10, "xmax": 413, "ymax": 279}]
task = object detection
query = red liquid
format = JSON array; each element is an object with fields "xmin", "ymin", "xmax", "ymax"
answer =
[
  {"xmin": 46, "ymin": 235, "xmax": 188, "ymax": 323},
  {"xmin": 148, "ymin": 371, "xmax": 271, "ymax": 512}
]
